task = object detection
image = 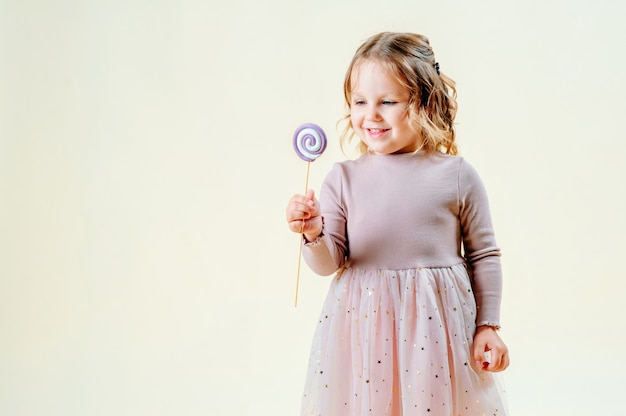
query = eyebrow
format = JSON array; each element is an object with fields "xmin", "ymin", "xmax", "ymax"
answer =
[{"xmin": 351, "ymin": 91, "xmax": 403, "ymax": 97}]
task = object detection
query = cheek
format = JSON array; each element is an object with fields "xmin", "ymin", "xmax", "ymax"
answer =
[
  {"xmin": 393, "ymin": 110, "xmax": 411, "ymax": 127},
  {"xmin": 350, "ymin": 110, "xmax": 361, "ymax": 127}
]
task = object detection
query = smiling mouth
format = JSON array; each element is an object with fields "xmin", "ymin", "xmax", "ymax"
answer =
[{"xmin": 366, "ymin": 128, "xmax": 389, "ymax": 137}]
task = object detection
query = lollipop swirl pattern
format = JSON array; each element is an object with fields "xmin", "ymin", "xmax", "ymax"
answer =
[{"xmin": 293, "ymin": 123, "xmax": 327, "ymax": 162}]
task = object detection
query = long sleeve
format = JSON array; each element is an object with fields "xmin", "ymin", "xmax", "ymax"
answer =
[
  {"xmin": 458, "ymin": 159, "xmax": 503, "ymax": 328},
  {"xmin": 302, "ymin": 164, "xmax": 348, "ymax": 276}
]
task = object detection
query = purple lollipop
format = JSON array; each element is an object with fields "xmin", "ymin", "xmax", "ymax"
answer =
[
  {"xmin": 293, "ymin": 123, "xmax": 327, "ymax": 162},
  {"xmin": 292, "ymin": 123, "xmax": 327, "ymax": 308}
]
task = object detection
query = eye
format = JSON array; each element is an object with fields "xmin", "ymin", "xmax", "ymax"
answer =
[
  {"xmin": 382, "ymin": 100, "xmax": 397, "ymax": 105},
  {"xmin": 353, "ymin": 100, "xmax": 366, "ymax": 106}
]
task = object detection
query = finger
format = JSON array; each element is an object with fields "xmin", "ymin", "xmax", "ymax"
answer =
[
  {"xmin": 494, "ymin": 352, "xmax": 509, "ymax": 372},
  {"xmin": 287, "ymin": 201, "xmax": 313, "ymax": 221},
  {"xmin": 488, "ymin": 348, "xmax": 508, "ymax": 372},
  {"xmin": 489, "ymin": 357, "xmax": 504, "ymax": 372},
  {"xmin": 288, "ymin": 219, "xmax": 307, "ymax": 233},
  {"xmin": 306, "ymin": 201, "xmax": 320, "ymax": 218},
  {"xmin": 289, "ymin": 193, "xmax": 311, "ymax": 207},
  {"xmin": 473, "ymin": 342, "xmax": 487, "ymax": 369},
  {"xmin": 305, "ymin": 188, "xmax": 315, "ymax": 202},
  {"xmin": 288, "ymin": 210, "xmax": 313, "ymax": 228},
  {"xmin": 486, "ymin": 350, "xmax": 501, "ymax": 372},
  {"xmin": 483, "ymin": 350, "xmax": 492, "ymax": 371},
  {"xmin": 289, "ymin": 205, "xmax": 310, "ymax": 219}
]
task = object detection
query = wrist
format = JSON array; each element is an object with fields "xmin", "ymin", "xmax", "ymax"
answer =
[
  {"xmin": 476, "ymin": 324, "xmax": 500, "ymax": 332},
  {"xmin": 303, "ymin": 216, "xmax": 324, "ymax": 243},
  {"xmin": 303, "ymin": 231, "xmax": 322, "ymax": 243}
]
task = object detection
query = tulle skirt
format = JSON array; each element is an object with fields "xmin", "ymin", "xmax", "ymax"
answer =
[{"xmin": 301, "ymin": 264, "xmax": 507, "ymax": 416}]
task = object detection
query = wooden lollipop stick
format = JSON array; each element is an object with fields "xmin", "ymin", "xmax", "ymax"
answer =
[{"xmin": 295, "ymin": 161, "xmax": 311, "ymax": 307}]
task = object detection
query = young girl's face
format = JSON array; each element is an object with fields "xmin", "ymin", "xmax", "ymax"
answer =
[{"xmin": 350, "ymin": 60, "xmax": 418, "ymax": 155}]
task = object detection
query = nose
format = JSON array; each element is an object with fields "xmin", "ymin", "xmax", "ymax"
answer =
[{"xmin": 365, "ymin": 104, "xmax": 381, "ymax": 121}]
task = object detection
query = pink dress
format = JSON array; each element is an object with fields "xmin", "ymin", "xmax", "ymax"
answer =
[{"xmin": 301, "ymin": 152, "xmax": 508, "ymax": 415}]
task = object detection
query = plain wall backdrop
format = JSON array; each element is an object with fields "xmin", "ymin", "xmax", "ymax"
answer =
[{"xmin": 1, "ymin": 0, "xmax": 625, "ymax": 414}]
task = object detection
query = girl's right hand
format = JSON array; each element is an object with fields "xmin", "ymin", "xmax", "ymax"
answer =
[{"xmin": 286, "ymin": 189, "xmax": 323, "ymax": 241}]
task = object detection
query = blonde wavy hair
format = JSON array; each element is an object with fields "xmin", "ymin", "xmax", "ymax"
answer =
[{"xmin": 340, "ymin": 32, "xmax": 458, "ymax": 156}]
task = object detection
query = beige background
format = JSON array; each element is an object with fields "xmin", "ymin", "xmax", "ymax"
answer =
[{"xmin": 1, "ymin": 0, "xmax": 625, "ymax": 414}]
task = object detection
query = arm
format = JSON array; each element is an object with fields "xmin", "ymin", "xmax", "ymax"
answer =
[
  {"xmin": 458, "ymin": 159, "xmax": 509, "ymax": 372},
  {"xmin": 459, "ymin": 158, "xmax": 503, "ymax": 328},
  {"xmin": 301, "ymin": 164, "xmax": 348, "ymax": 276}
]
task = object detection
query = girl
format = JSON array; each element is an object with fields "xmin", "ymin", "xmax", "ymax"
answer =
[{"xmin": 286, "ymin": 32, "xmax": 509, "ymax": 415}]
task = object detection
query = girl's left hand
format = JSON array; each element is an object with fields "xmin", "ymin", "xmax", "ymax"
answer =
[{"xmin": 472, "ymin": 326, "xmax": 510, "ymax": 372}]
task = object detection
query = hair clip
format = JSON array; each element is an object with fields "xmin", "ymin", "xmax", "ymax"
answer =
[{"xmin": 434, "ymin": 62, "xmax": 440, "ymax": 75}]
